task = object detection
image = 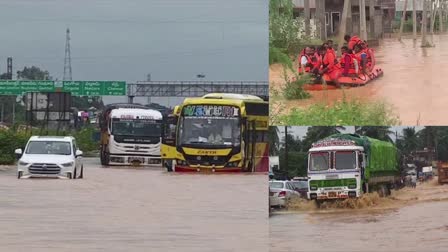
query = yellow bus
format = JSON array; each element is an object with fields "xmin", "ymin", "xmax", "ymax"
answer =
[{"xmin": 161, "ymin": 93, "xmax": 269, "ymax": 173}]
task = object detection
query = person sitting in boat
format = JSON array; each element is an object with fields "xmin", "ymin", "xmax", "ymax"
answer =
[
  {"xmin": 354, "ymin": 44, "xmax": 368, "ymax": 75},
  {"xmin": 360, "ymin": 41, "xmax": 376, "ymax": 71},
  {"xmin": 344, "ymin": 34, "xmax": 363, "ymax": 51},
  {"xmin": 318, "ymin": 46, "xmax": 342, "ymax": 88},
  {"xmin": 339, "ymin": 46, "xmax": 359, "ymax": 77},
  {"xmin": 325, "ymin": 40, "xmax": 337, "ymax": 59},
  {"xmin": 298, "ymin": 46, "xmax": 321, "ymax": 75}
]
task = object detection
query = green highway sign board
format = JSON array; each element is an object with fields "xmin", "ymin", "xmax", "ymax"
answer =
[
  {"xmin": 61, "ymin": 81, "xmax": 127, "ymax": 96},
  {"xmin": 0, "ymin": 80, "xmax": 126, "ymax": 96},
  {"xmin": 0, "ymin": 80, "xmax": 55, "ymax": 95}
]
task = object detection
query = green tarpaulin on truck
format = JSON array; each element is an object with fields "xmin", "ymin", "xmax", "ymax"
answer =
[{"xmin": 325, "ymin": 134, "xmax": 399, "ymax": 180}]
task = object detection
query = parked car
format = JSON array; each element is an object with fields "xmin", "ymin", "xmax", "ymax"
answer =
[
  {"xmin": 16, "ymin": 136, "xmax": 84, "ymax": 179},
  {"xmin": 290, "ymin": 180, "xmax": 309, "ymax": 198},
  {"xmin": 269, "ymin": 180, "xmax": 301, "ymax": 208}
]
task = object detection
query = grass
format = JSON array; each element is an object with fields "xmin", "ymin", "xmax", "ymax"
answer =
[
  {"xmin": 271, "ymin": 96, "xmax": 400, "ymax": 126},
  {"xmin": 281, "ymin": 70, "xmax": 311, "ymax": 100}
]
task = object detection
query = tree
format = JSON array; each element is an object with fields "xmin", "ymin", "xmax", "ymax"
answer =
[
  {"xmin": 337, "ymin": 0, "xmax": 351, "ymax": 56},
  {"xmin": 302, "ymin": 126, "xmax": 345, "ymax": 151},
  {"xmin": 397, "ymin": 127, "xmax": 418, "ymax": 155},
  {"xmin": 413, "ymin": 0, "xmax": 418, "ymax": 40},
  {"xmin": 268, "ymin": 126, "xmax": 280, "ymax": 155},
  {"xmin": 354, "ymin": 126, "xmax": 394, "ymax": 142},
  {"xmin": 17, "ymin": 66, "xmax": 51, "ymax": 80},
  {"xmin": 421, "ymin": 0, "xmax": 432, "ymax": 47},
  {"xmin": 398, "ymin": 0, "xmax": 409, "ymax": 41},
  {"xmin": 269, "ymin": 0, "xmax": 303, "ymax": 68}
]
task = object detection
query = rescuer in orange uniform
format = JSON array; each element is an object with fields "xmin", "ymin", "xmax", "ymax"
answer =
[
  {"xmin": 339, "ymin": 46, "xmax": 359, "ymax": 77},
  {"xmin": 318, "ymin": 46, "xmax": 342, "ymax": 88},
  {"xmin": 353, "ymin": 44, "xmax": 368, "ymax": 74},
  {"xmin": 298, "ymin": 46, "xmax": 321, "ymax": 75},
  {"xmin": 344, "ymin": 35, "xmax": 363, "ymax": 51}
]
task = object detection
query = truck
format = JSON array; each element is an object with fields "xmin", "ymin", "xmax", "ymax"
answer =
[
  {"xmin": 307, "ymin": 134, "xmax": 400, "ymax": 201},
  {"xmin": 99, "ymin": 103, "xmax": 163, "ymax": 166},
  {"xmin": 437, "ymin": 162, "xmax": 448, "ymax": 184}
]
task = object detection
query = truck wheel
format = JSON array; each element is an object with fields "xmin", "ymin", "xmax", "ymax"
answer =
[
  {"xmin": 67, "ymin": 172, "xmax": 72, "ymax": 179},
  {"xmin": 378, "ymin": 185, "xmax": 387, "ymax": 197},
  {"xmin": 17, "ymin": 171, "xmax": 23, "ymax": 179},
  {"xmin": 102, "ymin": 152, "xmax": 110, "ymax": 166}
]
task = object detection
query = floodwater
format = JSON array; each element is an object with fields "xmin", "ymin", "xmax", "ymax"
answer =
[
  {"xmin": 270, "ymin": 180, "xmax": 448, "ymax": 252},
  {"xmin": 270, "ymin": 34, "xmax": 448, "ymax": 125},
  {"xmin": 0, "ymin": 158, "xmax": 268, "ymax": 252}
]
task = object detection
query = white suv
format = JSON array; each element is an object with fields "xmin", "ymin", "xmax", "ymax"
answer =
[{"xmin": 15, "ymin": 136, "xmax": 84, "ymax": 179}]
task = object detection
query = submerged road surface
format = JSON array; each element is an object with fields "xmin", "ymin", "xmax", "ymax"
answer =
[
  {"xmin": 0, "ymin": 158, "xmax": 268, "ymax": 252},
  {"xmin": 270, "ymin": 181, "xmax": 448, "ymax": 252}
]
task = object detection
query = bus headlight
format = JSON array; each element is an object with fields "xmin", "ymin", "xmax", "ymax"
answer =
[
  {"xmin": 176, "ymin": 159, "xmax": 187, "ymax": 166},
  {"xmin": 227, "ymin": 161, "xmax": 240, "ymax": 167},
  {"xmin": 310, "ymin": 186, "xmax": 317, "ymax": 191}
]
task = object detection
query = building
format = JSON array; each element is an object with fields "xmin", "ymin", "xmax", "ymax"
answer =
[
  {"xmin": 292, "ymin": 0, "xmax": 393, "ymax": 39},
  {"xmin": 395, "ymin": 0, "xmax": 424, "ymax": 20}
]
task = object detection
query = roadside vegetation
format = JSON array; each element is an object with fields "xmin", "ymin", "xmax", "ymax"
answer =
[
  {"xmin": 270, "ymin": 96, "xmax": 400, "ymax": 126},
  {"xmin": 0, "ymin": 126, "xmax": 99, "ymax": 165}
]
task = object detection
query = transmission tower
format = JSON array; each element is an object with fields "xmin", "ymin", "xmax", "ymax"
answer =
[{"xmin": 63, "ymin": 28, "xmax": 72, "ymax": 81}]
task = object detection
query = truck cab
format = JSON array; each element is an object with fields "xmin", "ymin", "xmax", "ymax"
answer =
[{"xmin": 307, "ymin": 139, "xmax": 365, "ymax": 200}]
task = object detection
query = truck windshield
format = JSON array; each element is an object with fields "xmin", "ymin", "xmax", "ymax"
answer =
[
  {"xmin": 335, "ymin": 151, "xmax": 357, "ymax": 170},
  {"xmin": 179, "ymin": 117, "xmax": 241, "ymax": 147},
  {"xmin": 112, "ymin": 120, "xmax": 161, "ymax": 137},
  {"xmin": 309, "ymin": 152, "xmax": 329, "ymax": 171},
  {"xmin": 26, "ymin": 141, "xmax": 72, "ymax": 155}
]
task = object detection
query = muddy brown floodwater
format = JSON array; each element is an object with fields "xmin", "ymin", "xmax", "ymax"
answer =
[
  {"xmin": 0, "ymin": 158, "xmax": 268, "ymax": 252},
  {"xmin": 270, "ymin": 179, "xmax": 448, "ymax": 252},
  {"xmin": 270, "ymin": 35, "xmax": 448, "ymax": 125}
]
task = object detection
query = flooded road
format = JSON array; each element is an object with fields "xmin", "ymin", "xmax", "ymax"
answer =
[
  {"xmin": 0, "ymin": 158, "xmax": 268, "ymax": 252},
  {"xmin": 270, "ymin": 35, "xmax": 448, "ymax": 125},
  {"xmin": 270, "ymin": 180, "xmax": 448, "ymax": 252}
]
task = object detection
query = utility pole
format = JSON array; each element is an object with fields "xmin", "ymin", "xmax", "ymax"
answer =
[
  {"xmin": 63, "ymin": 28, "xmax": 72, "ymax": 81},
  {"xmin": 304, "ymin": 0, "xmax": 311, "ymax": 36},
  {"xmin": 413, "ymin": 0, "xmax": 418, "ymax": 40}
]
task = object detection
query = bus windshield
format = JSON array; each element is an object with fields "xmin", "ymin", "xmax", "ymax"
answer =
[
  {"xmin": 112, "ymin": 119, "xmax": 162, "ymax": 137},
  {"xmin": 335, "ymin": 151, "xmax": 357, "ymax": 170},
  {"xmin": 309, "ymin": 152, "xmax": 329, "ymax": 171},
  {"xmin": 179, "ymin": 117, "xmax": 241, "ymax": 147}
]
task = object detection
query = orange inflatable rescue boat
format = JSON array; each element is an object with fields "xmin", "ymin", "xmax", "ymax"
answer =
[{"xmin": 302, "ymin": 67, "xmax": 384, "ymax": 91}]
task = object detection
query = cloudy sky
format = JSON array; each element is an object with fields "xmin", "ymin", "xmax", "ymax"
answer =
[{"xmin": 0, "ymin": 0, "xmax": 267, "ymax": 106}]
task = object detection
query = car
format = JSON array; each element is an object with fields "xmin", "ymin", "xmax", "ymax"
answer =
[
  {"xmin": 15, "ymin": 136, "xmax": 84, "ymax": 179},
  {"xmin": 290, "ymin": 180, "xmax": 309, "ymax": 198},
  {"xmin": 269, "ymin": 180, "xmax": 301, "ymax": 208}
]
